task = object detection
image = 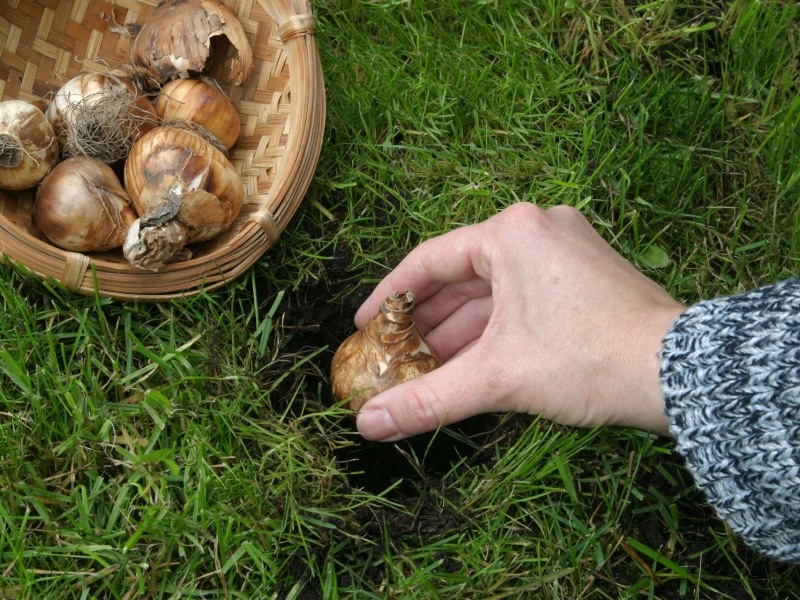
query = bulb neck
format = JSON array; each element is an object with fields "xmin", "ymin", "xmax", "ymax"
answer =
[
  {"xmin": 380, "ymin": 290, "xmax": 415, "ymax": 324},
  {"xmin": 367, "ymin": 291, "xmax": 419, "ymax": 345}
]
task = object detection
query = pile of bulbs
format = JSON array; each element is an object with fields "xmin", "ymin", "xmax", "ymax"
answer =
[{"xmin": 0, "ymin": 0, "xmax": 254, "ymax": 270}]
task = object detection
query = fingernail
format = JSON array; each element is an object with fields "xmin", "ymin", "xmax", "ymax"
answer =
[{"xmin": 357, "ymin": 408, "xmax": 399, "ymax": 441}]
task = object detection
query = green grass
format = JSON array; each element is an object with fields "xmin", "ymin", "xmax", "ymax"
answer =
[{"xmin": 2, "ymin": 0, "xmax": 800, "ymax": 597}]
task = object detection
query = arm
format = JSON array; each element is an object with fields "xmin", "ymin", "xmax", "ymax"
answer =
[{"xmin": 661, "ymin": 279, "xmax": 800, "ymax": 563}]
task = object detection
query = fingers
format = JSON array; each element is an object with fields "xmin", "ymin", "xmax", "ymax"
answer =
[
  {"xmin": 354, "ymin": 222, "xmax": 493, "ymax": 328},
  {"xmin": 356, "ymin": 344, "xmax": 510, "ymax": 441},
  {"xmin": 354, "ymin": 203, "xmax": 552, "ymax": 329},
  {"xmin": 424, "ymin": 295, "xmax": 493, "ymax": 361},
  {"xmin": 411, "ymin": 278, "xmax": 492, "ymax": 334}
]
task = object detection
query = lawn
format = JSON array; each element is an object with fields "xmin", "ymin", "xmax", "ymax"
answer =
[{"xmin": 1, "ymin": 0, "xmax": 800, "ymax": 597}]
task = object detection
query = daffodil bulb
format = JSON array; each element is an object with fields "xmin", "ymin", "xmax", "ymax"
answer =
[
  {"xmin": 131, "ymin": 0, "xmax": 253, "ymax": 88},
  {"xmin": 0, "ymin": 100, "xmax": 59, "ymax": 190},
  {"xmin": 155, "ymin": 78, "xmax": 241, "ymax": 150},
  {"xmin": 46, "ymin": 73, "xmax": 157, "ymax": 163},
  {"xmin": 35, "ymin": 156, "xmax": 137, "ymax": 252},
  {"xmin": 123, "ymin": 126, "xmax": 244, "ymax": 270},
  {"xmin": 331, "ymin": 291, "xmax": 442, "ymax": 411}
]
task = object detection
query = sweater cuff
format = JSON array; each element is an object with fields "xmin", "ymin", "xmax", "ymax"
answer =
[{"xmin": 660, "ymin": 277, "xmax": 800, "ymax": 563}]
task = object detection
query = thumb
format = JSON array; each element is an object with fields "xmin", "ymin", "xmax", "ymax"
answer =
[{"xmin": 355, "ymin": 348, "xmax": 506, "ymax": 442}]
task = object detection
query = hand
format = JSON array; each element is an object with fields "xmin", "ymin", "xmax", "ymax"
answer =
[{"xmin": 353, "ymin": 203, "xmax": 685, "ymax": 441}]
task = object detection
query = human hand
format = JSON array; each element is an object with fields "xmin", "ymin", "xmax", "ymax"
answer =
[{"xmin": 353, "ymin": 203, "xmax": 685, "ymax": 441}]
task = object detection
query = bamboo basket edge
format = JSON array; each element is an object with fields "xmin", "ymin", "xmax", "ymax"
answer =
[{"xmin": 0, "ymin": 0, "xmax": 325, "ymax": 302}]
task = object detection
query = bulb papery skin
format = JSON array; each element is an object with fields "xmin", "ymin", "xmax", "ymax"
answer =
[
  {"xmin": 131, "ymin": 0, "xmax": 254, "ymax": 87},
  {"xmin": 123, "ymin": 126, "xmax": 244, "ymax": 270},
  {"xmin": 331, "ymin": 291, "xmax": 442, "ymax": 411},
  {"xmin": 45, "ymin": 73, "xmax": 157, "ymax": 163},
  {"xmin": 0, "ymin": 100, "xmax": 59, "ymax": 190},
  {"xmin": 34, "ymin": 156, "xmax": 137, "ymax": 252},
  {"xmin": 155, "ymin": 79, "xmax": 241, "ymax": 150}
]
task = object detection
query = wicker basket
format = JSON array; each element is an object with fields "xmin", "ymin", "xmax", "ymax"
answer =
[{"xmin": 0, "ymin": 0, "xmax": 325, "ymax": 301}]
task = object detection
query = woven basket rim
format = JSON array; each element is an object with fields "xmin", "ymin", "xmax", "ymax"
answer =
[{"xmin": 0, "ymin": 0, "xmax": 326, "ymax": 302}]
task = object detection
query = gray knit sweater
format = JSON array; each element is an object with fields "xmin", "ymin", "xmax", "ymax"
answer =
[{"xmin": 661, "ymin": 277, "xmax": 800, "ymax": 563}]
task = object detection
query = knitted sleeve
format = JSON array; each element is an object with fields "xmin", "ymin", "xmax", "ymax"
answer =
[{"xmin": 660, "ymin": 277, "xmax": 800, "ymax": 563}]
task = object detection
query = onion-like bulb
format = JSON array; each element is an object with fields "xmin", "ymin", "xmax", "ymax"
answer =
[
  {"xmin": 331, "ymin": 291, "xmax": 442, "ymax": 411},
  {"xmin": 34, "ymin": 156, "xmax": 137, "ymax": 252},
  {"xmin": 155, "ymin": 78, "xmax": 241, "ymax": 150},
  {"xmin": 0, "ymin": 100, "xmax": 59, "ymax": 190},
  {"xmin": 131, "ymin": 0, "xmax": 254, "ymax": 87},
  {"xmin": 46, "ymin": 73, "xmax": 157, "ymax": 163},
  {"xmin": 123, "ymin": 126, "xmax": 244, "ymax": 270}
]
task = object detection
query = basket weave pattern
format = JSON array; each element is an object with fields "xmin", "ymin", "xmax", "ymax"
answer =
[{"xmin": 0, "ymin": 0, "xmax": 325, "ymax": 300}]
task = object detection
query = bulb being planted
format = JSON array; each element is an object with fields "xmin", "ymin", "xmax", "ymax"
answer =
[{"xmin": 331, "ymin": 291, "xmax": 442, "ymax": 411}]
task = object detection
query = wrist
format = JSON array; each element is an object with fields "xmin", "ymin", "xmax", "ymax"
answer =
[{"xmin": 612, "ymin": 302, "xmax": 685, "ymax": 436}]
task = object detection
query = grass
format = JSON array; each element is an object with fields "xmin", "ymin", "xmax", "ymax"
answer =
[{"xmin": 1, "ymin": 0, "xmax": 800, "ymax": 597}]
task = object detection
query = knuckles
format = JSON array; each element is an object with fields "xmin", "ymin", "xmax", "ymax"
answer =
[
  {"xmin": 496, "ymin": 201, "xmax": 544, "ymax": 225},
  {"xmin": 547, "ymin": 204, "xmax": 583, "ymax": 222},
  {"xmin": 496, "ymin": 202, "xmax": 585, "ymax": 228},
  {"xmin": 547, "ymin": 205, "xmax": 590, "ymax": 232},
  {"xmin": 493, "ymin": 202, "xmax": 589, "ymax": 244},
  {"xmin": 491, "ymin": 202, "xmax": 552, "ymax": 246}
]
